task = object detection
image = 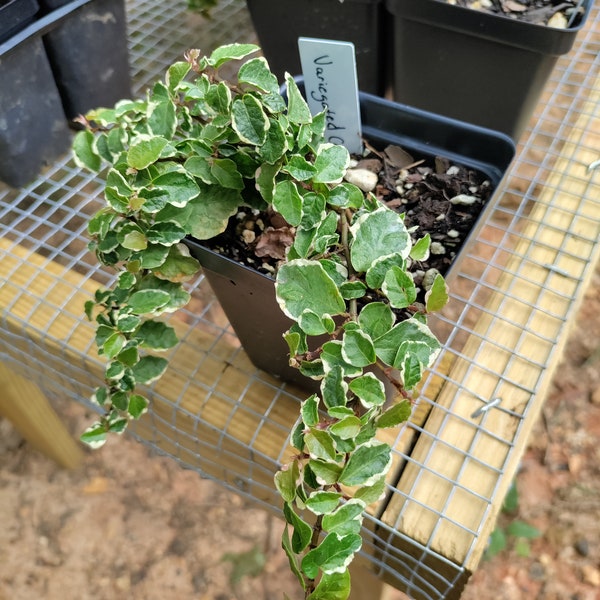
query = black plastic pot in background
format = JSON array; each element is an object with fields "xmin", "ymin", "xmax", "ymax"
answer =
[
  {"xmin": 39, "ymin": 0, "xmax": 131, "ymax": 119},
  {"xmin": 0, "ymin": 0, "xmax": 71, "ymax": 188},
  {"xmin": 185, "ymin": 91, "xmax": 515, "ymax": 389},
  {"xmin": 0, "ymin": 0, "xmax": 39, "ymax": 41},
  {"xmin": 246, "ymin": 0, "xmax": 387, "ymax": 95},
  {"xmin": 385, "ymin": 0, "xmax": 592, "ymax": 141}
]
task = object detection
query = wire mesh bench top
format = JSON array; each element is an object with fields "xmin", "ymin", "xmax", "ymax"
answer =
[{"xmin": 1, "ymin": 1, "xmax": 599, "ymax": 599}]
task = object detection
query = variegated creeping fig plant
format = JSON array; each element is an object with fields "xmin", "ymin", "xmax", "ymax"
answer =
[{"xmin": 73, "ymin": 44, "xmax": 449, "ymax": 600}]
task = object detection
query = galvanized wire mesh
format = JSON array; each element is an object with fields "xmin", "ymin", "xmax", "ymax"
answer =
[{"xmin": 1, "ymin": 1, "xmax": 599, "ymax": 598}]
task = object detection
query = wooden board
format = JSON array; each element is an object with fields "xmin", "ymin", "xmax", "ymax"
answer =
[
  {"xmin": 0, "ymin": 362, "xmax": 84, "ymax": 469},
  {"xmin": 377, "ymin": 62, "xmax": 600, "ymax": 598},
  {"xmin": 0, "ymin": 237, "xmax": 399, "ymax": 512}
]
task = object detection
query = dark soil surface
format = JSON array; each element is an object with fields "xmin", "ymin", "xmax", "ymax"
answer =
[
  {"xmin": 452, "ymin": 0, "xmax": 587, "ymax": 27},
  {"xmin": 203, "ymin": 145, "xmax": 494, "ymax": 298}
]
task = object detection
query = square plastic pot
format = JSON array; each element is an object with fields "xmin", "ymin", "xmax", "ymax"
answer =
[
  {"xmin": 184, "ymin": 90, "xmax": 515, "ymax": 389},
  {"xmin": 385, "ymin": 0, "xmax": 593, "ymax": 140},
  {"xmin": 0, "ymin": 0, "xmax": 71, "ymax": 188},
  {"xmin": 246, "ymin": 0, "xmax": 387, "ymax": 95},
  {"xmin": 39, "ymin": 0, "xmax": 131, "ymax": 119},
  {"xmin": 0, "ymin": 0, "xmax": 39, "ymax": 42}
]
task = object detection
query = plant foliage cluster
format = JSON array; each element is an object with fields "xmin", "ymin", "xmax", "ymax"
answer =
[{"xmin": 73, "ymin": 44, "xmax": 449, "ymax": 599}]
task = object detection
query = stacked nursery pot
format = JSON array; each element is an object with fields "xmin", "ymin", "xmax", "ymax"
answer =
[
  {"xmin": 39, "ymin": 0, "xmax": 132, "ymax": 119},
  {"xmin": 246, "ymin": 0, "xmax": 387, "ymax": 95},
  {"xmin": 384, "ymin": 0, "xmax": 594, "ymax": 140},
  {"xmin": 0, "ymin": 0, "xmax": 132, "ymax": 187},
  {"xmin": 0, "ymin": 0, "xmax": 71, "ymax": 187}
]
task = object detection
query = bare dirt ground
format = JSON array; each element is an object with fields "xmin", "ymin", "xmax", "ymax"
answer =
[{"xmin": 1, "ymin": 265, "xmax": 599, "ymax": 600}]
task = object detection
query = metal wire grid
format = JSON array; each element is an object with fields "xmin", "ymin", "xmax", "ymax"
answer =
[
  {"xmin": 0, "ymin": 1, "xmax": 599, "ymax": 598},
  {"xmin": 377, "ymin": 9, "xmax": 600, "ymax": 596}
]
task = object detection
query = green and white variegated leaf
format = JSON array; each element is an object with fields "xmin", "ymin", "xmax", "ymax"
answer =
[
  {"xmin": 320, "ymin": 365, "xmax": 348, "ymax": 410},
  {"xmin": 283, "ymin": 502, "xmax": 312, "ymax": 554},
  {"xmin": 301, "ymin": 394, "xmax": 320, "ymax": 427},
  {"xmin": 425, "ymin": 273, "xmax": 450, "ymax": 313},
  {"xmin": 341, "ymin": 328, "xmax": 376, "ymax": 368},
  {"xmin": 205, "ymin": 81, "xmax": 232, "ymax": 116},
  {"xmin": 326, "ymin": 182, "xmax": 364, "ymax": 209},
  {"xmin": 128, "ymin": 394, "xmax": 149, "ymax": 419},
  {"xmin": 155, "ymin": 185, "xmax": 240, "ymax": 240},
  {"xmin": 376, "ymin": 400, "xmax": 412, "ymax": 429},
  {"xmin": 313, "ymin": 143, "xmax": 350, "ymax": 184},
  {"xmin": 231, "ymin": 94, "xmax": 269, "ymax": 145},
  {"xmin": 350, "ymin": 207, "xmax": 411, "ymax": 273},
  {"xmin": 338, "ymin": 280, "xmax": 366, "ymax": 300},
  {"xmin": 410, "ymin": 233, "xmax": 431, "ymax": 261},
  {"xmin": 299, "ymin": 359, "xmax": 325, "ymax": 380},
  {"xmin": 72, "ymin": 130, "xmax": 102, "ymax": 171},
  {"xmin": 348, "ymin": 373, "xmax": 386, "ymax": 408},
  {"xmin": 210, "ymin": 158, "xmax": 244, "ymax": 190},
  {"xmin": 136, "ymin": 275, "xmax": 191, "ymax": 312},
  {"xmin": 282, "ymin": 526, "xmax": 306, "ymax": 589},
  {"xmin": 165, "ymin": 61, "xmax": 190, "ymax": 93},
  {"xmin": 154, "ymin": 244, "xmax": 199, "ymax": 284},
  {"xmin": 276, "ymin": 260, "xmax": 345, "ymax": 322},
  {"xmin": 357, "ymin": 302, "xmax": 395, "ymax": 341},
  {"xmin": 382, "ymin": 266, "xmax": 417, "ymax": 309},
  {"xmin": 353, "ymin": 474, "xmax": 387, "ymax": 506},
  {"xmin": 329, "ymin": 415, "xmax": 361, "ymax": 440},
  {"xmin": 299, "ymin": 309, "xmax": 336, "ymax": 336},
  {"xmin": 131, "ymin": 355, "xmax": 168, "ymax": 384},
  {"xmin": 309, "ymin": 460, "xmax": 342, "ymax": 486},
  {"xmin": 185, "ymin": 155, "xmax": 217, "ymax": 185},
  {"xmin": 126, "ymin": 135, "xmax": 169, "ymax": 170},
  {"xmin": 283, "ymin": 155, "xmax": 317, "ymax": 181},
  {"xmin": 300, "ymin": 192, "xmax": 326, "ymax": 230},
  {"xmin": 306, "ymin": 570, "xmax": 351, "ymax": 600},
  {"xmin": 305, "ymin": 428, "xmax": 338, "ymax": 462},
  {"xmin": 259, "ymin": 117, "xmax": 288, "ymax": 163},
  {"xmin": 147, "ymin": 97, "xmax": 177, "ymax": 139},
  {"xmin": 152, "ymin": 168, "xmax": 200, "ymax": 208},
  {"xmin": 136, "ymin": 320, "xmax": 178, "ymax": 350},
  {"xmin": 274, "ymin": 460, "xmax": 300, "ymax": 504},
  {"xmin": 208, "ymin": 43, "xmax": 260, "ymax": 69},
  {"xmin": 80, "ymin": 422, "xmax": 108, "ymax": 449},
  {"xmin": 238, "ymin": 57, "xmax": 280, "ymax": 94},
  {"xmin": 255, "ymin": 162, "xmax": 280, "ymax": 203},
  {"xmin": 305, "ymin": 491, "xmax": 342, "ymax": 515},
  {"xmin": 320, "ymin": 341, "xmax": 362, "ymax": 379},
  {"xmin": 327, "ymin": 406, "xmax": 354, "ymax": 420},
  {"xmin": 145, "ymin": 222, "xmax": 186, "ymax": 246},
  {"xmin": 285, "ymin": 74, "xmax": 313, "ymax": 125},
  {"xmin": 338, "ymin": 440, "xmax": 392, "ymax": 487},
  {"xmin": 128, "ymin": 289, "xmax": 171, "ymax": 314},
  {"xmin": 301, "ymin": 532, "xmax": 362, "ymax": 578},
  {"xmin": 273, "ymin": 180, "xmax": 303, "ymax": 226},
  {"xmin": 321, "ymin": 499, "xmax": 364, "ymax": 536},
  {"xmin": 373, "ymin": 318, "xmax": 441, "ymax": 388}
]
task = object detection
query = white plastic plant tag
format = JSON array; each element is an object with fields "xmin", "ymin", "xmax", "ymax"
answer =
[{"xmin": 298, "ymin": 37, "xmax": 363, "ymax": 155}]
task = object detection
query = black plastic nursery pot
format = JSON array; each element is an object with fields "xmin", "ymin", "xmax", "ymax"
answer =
[
  {"xmin": 185, "ymin": 91, "xmax": 515, "ymax": 389},
  {"xmin": 385, "ymin": 0, "xmax": 593, "ymax": 140},
  {"xmin": 0, "ymin": 0, "xmax": 39, "ymax": 41},
  {"xmin": 39, "ymin": 0, "xmax": 131, "ymax": 119},
  {"xmin": 0, "ymin": 0, "xmax": 71, "ymax": 188},
  {"xmin": 246, "ymin": 0, "xmax": 386, "ymax": 96}
]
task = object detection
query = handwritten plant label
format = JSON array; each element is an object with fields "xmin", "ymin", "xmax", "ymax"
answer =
[{"xmin": 298, "ymin": 38, "xmax": 362, "ymax": 155}]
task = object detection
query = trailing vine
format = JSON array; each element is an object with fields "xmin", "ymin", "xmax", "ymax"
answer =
[{"xmin": 73, "ymin": 44, "xmax": 448, "ymax": 599}]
